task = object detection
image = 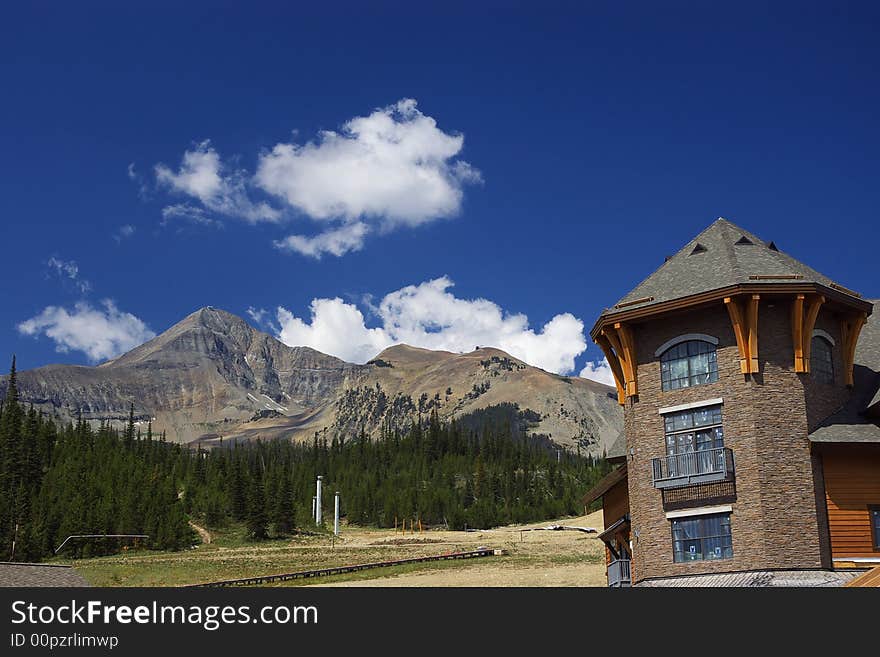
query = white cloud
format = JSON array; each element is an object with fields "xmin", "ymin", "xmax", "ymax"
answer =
[
  {"xmin": 114, "ymin": 224, "xmax": 136, "ymax": 243},
  {"xmin": 272, "ymin": 276, "xmax": 587, "ymax": 374},
  {"xmin": 160, "ymin": 203, "xmax": 221, "ymax": 227},
  {"xmin": 273, "ymin": 222, "xmax": 369, "ymax": 259},
  {"xmin": 47, "ymin": 257, "xmax": 90, "ymax": 294},
  {"xmin": 155, "ymin": 140, "xmax": 280, "ymax": 223},
  {"xmin": 277, "ymin": 299, "xmax": 393, "ymax": 364},
  {"xmin": 579, "ymin": 359, "xmax": 616, "ymax": 387},
  {"xmin": 246, "ymin": 306, "xmax": 281, "ymax": 333},
  {"xmin": 17, "ymin": 300, "xmax": 156, "ymax": 363},
  {"xmin": 151, "ymin": 99, "xmax": 480, "ymax": 257},
  {"xmin": 256, "ymin": 99, "xmax": 481, "ymax": 227}
]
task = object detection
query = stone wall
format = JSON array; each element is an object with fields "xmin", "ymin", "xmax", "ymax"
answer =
[{"xmin": 622, "ymin": 298, "xmax": 846, "ymax": 583}]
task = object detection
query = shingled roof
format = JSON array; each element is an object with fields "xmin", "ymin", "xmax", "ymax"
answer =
[
  {"xmin": 0, "ymin": 562, "xmax": 90, "ymax": 587},
  {"xmin": 810, "ymin": 299, "xmax": 880, "ymax": 444},
  {"xmin": 600, "ymin": 218, "xmax": 856, "ymax": 318}
]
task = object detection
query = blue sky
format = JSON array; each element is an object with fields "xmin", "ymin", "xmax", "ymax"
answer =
[{"xmin": 2, "ymin": 2, "xmax": 878, "ymax": 380}]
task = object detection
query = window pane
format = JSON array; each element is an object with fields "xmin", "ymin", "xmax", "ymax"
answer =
[
  {"xmin": 661, "ymin": 340, "xmax": 719, "ymax": 392},
  {"xmin": 671, "ymin": 513, "xmax": 733, "ymax": 563},
  {"xmin": 811, "ymin": 336, "xmax": 834, "ymax": 385},
  {"xmin": 872, "ymin": 508, "xmax": 880, "ymax": 549}
]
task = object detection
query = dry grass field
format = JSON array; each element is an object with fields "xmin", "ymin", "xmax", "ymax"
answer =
[{"xmin": 61, "ymin": 511, "xmax": 607, "ymax": 587}]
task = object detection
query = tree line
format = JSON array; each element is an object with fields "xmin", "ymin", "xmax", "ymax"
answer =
[{"xmin": 1, "ymin": 358, "xmax": 611, "ymax": 562}]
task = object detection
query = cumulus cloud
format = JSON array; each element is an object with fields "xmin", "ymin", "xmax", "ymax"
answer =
[
  {"xmin": 273, "ymin": 222, "xmax": 369, "ymax": 258},
  {"xmin": 17, "ymin": 300, "xmax": 156, "ymax": 363},
  {"xmin": 155, "ymin": 140, "xmax": 280, "ymax": 223},
  {"xmin": 256, "ymin": 99, "xmax": 481, "ymax": 226},
  {"xmin": 271, "ymin": 276, "xmax": 586, "ymax": 374},
  {"xmin": 278, "ymin": 299, "xmax": 393, "ymax": 364},
  {"xmin": 579, "ymin": 358, "xmax": 616, "ymax": 387},
  {"xmin": 150, "ymin": 99, "xmax": 480, "ymax": 256},
  {"xmin": 47, "ymin": 257, "xmax": 90, "ymax": 294}
]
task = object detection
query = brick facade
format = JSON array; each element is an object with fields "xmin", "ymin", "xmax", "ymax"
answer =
[{"xmin": 623, "ymin": 299, "xmax": 845, "ymax": 583}]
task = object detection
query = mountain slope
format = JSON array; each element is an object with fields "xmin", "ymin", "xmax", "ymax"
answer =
[
  {"xmin": 334, "ymin": 345, "xmax": 620, "ymax": 451},
  {"xmin": 2, "ymin": 307, "xmax": 621, "ymax": 452}
]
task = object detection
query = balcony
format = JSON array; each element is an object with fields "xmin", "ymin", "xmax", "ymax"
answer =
[
  {"xmin": 607, "ymin": 559, "xmax": 631, "ymax": 587},
  {"xmin": 652, "ymin": 447, "xmax": 735, "ymax": 490}
]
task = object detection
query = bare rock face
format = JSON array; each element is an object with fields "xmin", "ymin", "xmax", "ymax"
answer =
[
  {"xmin": 3, "ymin": 307, "xmax": 357, "ymax": 444},
  {"xmin": 336, "ymin": 345, "xmax": 622, "ymax": 453},
  {"xmin": 1, "ymin": 308, "xmax": 622, "ymax": 454}
]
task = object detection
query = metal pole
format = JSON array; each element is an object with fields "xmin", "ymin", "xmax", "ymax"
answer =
[
  {"xmin": 312, "ymin": 496, "xmax": 316, "ymax": 522},
  {"xmin": 316, "ymin": 476, "xmax": 323, "ymax": 525},
  {"xmin": 334, "ymin": 492, "xmax": 340, "ymax": 536}
]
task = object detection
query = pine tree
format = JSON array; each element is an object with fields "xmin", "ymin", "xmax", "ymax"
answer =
[
  {"xmin": 124, "ymin": 403, "xmax": 135, "ymax": 449},
  {"xmin": 246, "ymin": 477, "xmax": 269, "ymax": 540},
  {"xmin": 272, "ymin": 474, "xmax": 295, "ymax": 536}
]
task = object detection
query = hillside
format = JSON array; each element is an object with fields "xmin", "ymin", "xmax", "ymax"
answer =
[{"xmin": 1, "ymin": 307, "xmax": 621, "ymax": 453}]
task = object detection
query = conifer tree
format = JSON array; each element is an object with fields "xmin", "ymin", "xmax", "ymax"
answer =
[
  {"xmin": 273, "ymin": 474, "xmax": 295, "ymax": 536},
  {"xmin": 246, "ymin": 477, "xmax": 268, "ymax": 540}
]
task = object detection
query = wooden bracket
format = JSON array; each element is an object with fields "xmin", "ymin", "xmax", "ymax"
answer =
[
  {"xmin": 724, "ymin": 295, "xmax": 760, "ymax": 374},
  {"xmin": 747, "ymin": 294, "xmax": 760, "ymax": 374},
  {"xmin": 595, "ymin": 333, "xmax": 626, "ymax": 405},
  {"xmin": 595, "ymin": 322, "xmax": 638, "ymax": 404},
  {"xmin": 840, "ymin": 313, "xmax": 867, "ymax": 387},
  {"xmin": 801, "ymin": 295, "xmax": 825, "ymax": 373},
  {"xmin": 614, "ymin": 323, "xmax": 639, "ymax": 397},
  {"xmin": 791, "ymin": 294, "xmax": 805, "ymax": 372}
]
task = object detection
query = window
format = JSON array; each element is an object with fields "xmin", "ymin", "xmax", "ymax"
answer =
[
  {"xmin": 672, "ymin": 512, "xmax": 733, "ymax": 562},
  {"xmin": 811, "ymin": 336, "xmax": 834, "ymax": 385},
  {"xmin": 661, "ymin": 340, "xmax": 718, "ymax": 391},
  {"xmin": 664, "ymin": 405, "xmax": 724, "ymax": 476},
  {"xmin": 872, "ymin": 506, "xmax": 880, "ymax": 551}
]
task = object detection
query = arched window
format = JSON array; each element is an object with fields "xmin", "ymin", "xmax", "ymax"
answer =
[
  {"xmin": 660, "ymin": 340, "xmax": 719, "ymax": 391},
  {"xmin": 811, "ymin": 336, "xmax": 834, "ymax": 384}
]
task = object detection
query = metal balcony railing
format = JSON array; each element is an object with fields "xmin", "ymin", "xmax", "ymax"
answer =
[
  {"xmin": 607, "ymin": 559, "xmax": 631, "ymax": 587},
  {"xmin": 651, "ymin": 447, "xmax": 735, "ymax": 490}
]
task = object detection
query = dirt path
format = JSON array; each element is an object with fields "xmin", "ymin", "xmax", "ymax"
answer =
[{"xmin": 188, "ymin": 520, "xmax": 212, "ymax": 544}]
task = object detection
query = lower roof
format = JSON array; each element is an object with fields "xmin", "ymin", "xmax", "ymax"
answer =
[
  {"xmin": 0, "ymin": 562, "xmax": 90, "ymax": 587},
  {"xmin": 810, "ymin": 299, "xmax": 880, "ymax": 444},
  {"xmin": 581, "ymin": 464, "xmax": 628, "ymax": 507}
]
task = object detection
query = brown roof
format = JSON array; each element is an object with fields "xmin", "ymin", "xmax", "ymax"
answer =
[
  {"xmin": 844, "ymin": 566, "xmax": 880, "ymax": 587},
  {"xmin": 581, "ymin": 464, "xmax": 628, "ymax": 507}
]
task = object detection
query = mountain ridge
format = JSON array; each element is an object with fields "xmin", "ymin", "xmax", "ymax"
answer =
[{"xmin": 2, "ymin": 306, "xmax": 622, "ymax": 453}]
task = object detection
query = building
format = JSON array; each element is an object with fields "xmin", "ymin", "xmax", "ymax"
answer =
[
  {"xmin": 582, "ymin": 218, "xmax": 879, "ymax": 586},
  {"xmin": 0, "ymin": 562, "xmax": 90, "ymax": 587}
]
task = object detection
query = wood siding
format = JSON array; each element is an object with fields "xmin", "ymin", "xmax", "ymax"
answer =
[
  {"xmin": 603, "ymin": 478, "xmax": 630, "ymax": 566},
  {"xmin": 821, "ymin": 445, "xmax": 880, "ymax": 559},
  {"xmin": 603, "ymin": 478, "xmax": 629, "ymax": 528}
]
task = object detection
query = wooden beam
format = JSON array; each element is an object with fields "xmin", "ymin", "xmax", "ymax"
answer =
[
  {"xmin": 747, "ymin": 294, "xmax": 760, "ymax": 374},
  {"xmin": 614, "ymin": 322, "xmax": 639, "ymax": 397},
  {"xmin": 603, "ymin": 327, "xmax": 633, "ymax": 403},
  {"xmin": 801, "ymin": 295, "xmax": 825, "ymax": 373},
  {"xmin": 791, "ymin": 294, "xmax": 805, "ymax": 372},
  {"xmin": 724, "ymin": 297, "xmax": 750, "ymax": 374},
  {"xmin": 595, "ymin": 334, "xmax": 626, "ymax": 405},
  {"xmin": 841, "ymin": 313, "xmax": 867, "ymax": 387}
]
